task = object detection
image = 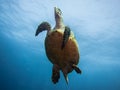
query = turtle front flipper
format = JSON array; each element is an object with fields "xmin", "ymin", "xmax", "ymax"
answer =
[
  {"xmin": 52, "ymin": 64, "xmax": 60, "ymax": 84},
  {"xmin": 61, "ymin": 26, "xmax": 71, "ymax": 49},
  {"xmin": 35, "ymin": 22, "xmax": 51, "ymax": 36}
]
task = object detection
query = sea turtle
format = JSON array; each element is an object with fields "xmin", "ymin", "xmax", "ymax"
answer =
[{"xmin": 35, "ymin": 7, "xmax": 81, "ymax": 84}]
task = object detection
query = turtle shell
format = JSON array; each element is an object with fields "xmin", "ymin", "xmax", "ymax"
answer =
[{"xmin": 45, "ymin": 29, "xmax": 80, "ymax": 69}]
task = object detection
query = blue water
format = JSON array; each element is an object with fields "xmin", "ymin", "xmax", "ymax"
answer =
[{"xmin": 0, "ymin": 0, "xmax": 120, "ymax": 90}]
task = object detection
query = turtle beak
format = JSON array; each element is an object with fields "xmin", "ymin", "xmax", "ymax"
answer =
[
  {"xmin": 54, "ymin": 7, "xmax": 58, "ymax": 12},
  {"xmin": 54, "ymin": 7, "xmax": 62, "ymax": 18},
  {"xmin": 54, "ymin": 7, "xmax": 57, "ymax": 11},
  {"xmin": 54, "ymin": 7, "xmax": 57, "ymax": 16}
]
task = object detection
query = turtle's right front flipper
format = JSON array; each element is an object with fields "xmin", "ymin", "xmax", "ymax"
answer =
[
  {"xmin": 35, "ymin": 22, "xmax": 51, "ymax": 36},
  {"xmin": 61, "ymin": 26, "xmax": 71, "ymax": 49}
]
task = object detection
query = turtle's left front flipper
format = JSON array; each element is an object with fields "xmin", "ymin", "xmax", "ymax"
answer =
[
  {"xmin": 35, "ymin": 22, "xmax": 51, "ymax": 36},
  {"xmin": 61, "ymin": 26, "xmax": 71, "ymax": 49}
]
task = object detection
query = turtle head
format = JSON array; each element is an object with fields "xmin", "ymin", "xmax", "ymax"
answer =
[
  {"xmin": 54, "ymin": 7, "xmax": 64, "ymax": 29},
  {"xmin": 54, "ymin": 7, "xmax": 62, "ymax": 19}
]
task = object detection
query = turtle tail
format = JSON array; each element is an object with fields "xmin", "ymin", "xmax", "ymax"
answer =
[
  {"xmin": 35, "ymin": 22, "xmax": 51, "ymax": 36},
  {"xmin": 63, "ymin": 73, "xmax": 69, "ymax": 84}
]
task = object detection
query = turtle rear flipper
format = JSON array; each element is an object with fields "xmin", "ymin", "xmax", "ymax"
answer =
[
  {"xmin": 52, "ymin": 65, "xmax": 60, "ymax": 84},
  {"xmin": 61, "ymin": 26, "xmax": 71, "ymax": 49},
  {"xmin": 72, "ymin": 64, "xmax": 82, "ymax": 74},
  {"xmin": 35, "ymin": 22, "xmax": 51, "ymax": 36}
]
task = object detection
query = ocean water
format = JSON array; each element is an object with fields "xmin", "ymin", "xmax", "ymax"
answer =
[{"xmin": 0, "ymin": 0, "xmax": 120, "ymax": 90}]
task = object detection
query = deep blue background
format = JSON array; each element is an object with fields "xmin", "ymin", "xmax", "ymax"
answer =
[{"xmin": 0, "ymin": 0, "xmax": 120, "ymax": 90}]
